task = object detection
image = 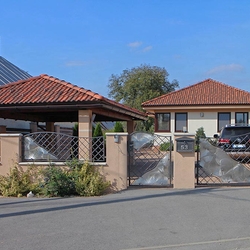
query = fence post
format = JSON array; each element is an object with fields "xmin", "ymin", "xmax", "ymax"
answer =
[
  {"xmin": 173, "ymin": 134, "xmax": 195, "ymax": 189},
  {"xmin": 0, "ymin": 134, "xmax": 23, "ymax": 176},
  {"xmin": 105, "ymin": 133, "xmax": 128, "ymax": 191},
  {"xmin": 78, "ymin": 110, "xmax": 92, "ymax": 161}
]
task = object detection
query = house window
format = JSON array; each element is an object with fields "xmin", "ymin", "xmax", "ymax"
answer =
[
  {"xmin": 155, "ymin": 113, "xmax": 170, "ymax": 132},
  {"xmin": 218, "ymin": 112, "xmax": 231, "ymax": 132},
  {"xmin": 235, "ymin": 112, "xmax": 248, "ymax": 125},
  {"xmin": 175, "ymin": 113, "xmax": 187, "ymax": 132}
]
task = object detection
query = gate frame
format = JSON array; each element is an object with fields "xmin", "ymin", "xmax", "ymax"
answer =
[{"xmin": 127, "ymin": 132, "xmax": 173, "ymax": 187}]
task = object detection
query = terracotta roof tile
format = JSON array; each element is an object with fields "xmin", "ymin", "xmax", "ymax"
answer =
[
  {"xmin": 0, "ymin": 74, "xmax": 147, "ymax": 119},
  {"xmin": 142, "ymin": 79, "xmax": 250, "ymax": 107}
]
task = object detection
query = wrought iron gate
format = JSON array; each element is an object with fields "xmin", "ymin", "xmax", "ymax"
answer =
[
  {"xmin": 196, "ymin": 138, "xmax": 250, "ymax": 186},
  {"xmin": 128, "ymin": 132, "xmax": 173, "ymax": 186}
]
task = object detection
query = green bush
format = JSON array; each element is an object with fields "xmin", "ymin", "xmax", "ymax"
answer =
[
  {"xmin": 195, "ymin": 127, "xmax": 206, "ymax": 141},
  {"xmin": 0, "ymin": 165, "xmax": 41, "ymax": 197},
  {"xmin": 114, "ymin": 121, "xmax": 124, "ymax": 132},
  {"xmin": 40, "ymin": 165, "xmax": 75, "ymax": 197},
  {"xmin": 159, "ymin": 142, "xmax": 173, "ymax": 151},
  {"xmin": 0, "ymin": 160, "xmax": 110, "ymax": 198},
  {"xmin": 74, "ymin": 162, "xmax": 110, "ymax": 196},
  {"xmin": 39, "ymin": 161, "xmax": 110, "ymax": 197},
  {"xmin": 93, "ymin": 123, "xmax": 103, "ymax": 137}
]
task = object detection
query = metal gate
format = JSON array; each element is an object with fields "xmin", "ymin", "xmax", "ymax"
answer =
[
  {"xmin": 196, "ymin": 138, "xmax": 250, "ymax": 186},
  {"xmin": 128, "ymin": 132, "xmax": 173, "ymax": 186}
]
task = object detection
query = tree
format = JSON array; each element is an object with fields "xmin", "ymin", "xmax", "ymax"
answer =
[
  {"xmin": 195, "ymin": 127, "xmax": 206, "ymax": 141},
  {"xmin": 113, "ymin": 122, "xmax": 124, "ymax": 132},
  {"xmin": 93, "ymin": 123, "xmax": 103, "ymax": 137},
  {"xmin": 92, "ymin": 123, "xmax": 104, "ymax": 162},
  {"xmin": 108, "ymin": 64, "xmax": 179, "ymax": 131},
  {"xmin": 108, "ymin": 64, "xmax": 179, "ymax": 111}
]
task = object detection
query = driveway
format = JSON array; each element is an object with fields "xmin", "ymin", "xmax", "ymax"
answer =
[{"xmin": 1, "ymin": 187, "xmax": 250, "ymax": 250}]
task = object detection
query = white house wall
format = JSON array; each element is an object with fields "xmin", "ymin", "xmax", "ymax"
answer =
[
  {"xmin": 188, "ymin": 112, "xmax": 217, "ymax": 137},
  {"xmin": 0, "ymin": 118, "xmax": 30, "ymax": 130},
  {"xmin": 155, "ymin": 110, "xmax": 250, "ymax": 139}
]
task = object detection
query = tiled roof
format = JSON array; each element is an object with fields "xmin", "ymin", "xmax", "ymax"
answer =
[
  {"xmin": 0, "ymin": 74, "xmax": 147, "ymax": 119},
  {"xmin": 142, "ymin": 79, "xmax": 250, "ymax": 107},
  {"xmin": 0, "ymin": 56, "xmax": 32, "ymax": 85}
]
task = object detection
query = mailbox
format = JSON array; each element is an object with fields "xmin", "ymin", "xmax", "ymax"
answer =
[{"xmin": 176, "ymin": 137, "xmax": 194, "ymax": 152}]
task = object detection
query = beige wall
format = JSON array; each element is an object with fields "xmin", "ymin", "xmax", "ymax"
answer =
[
  {"xmin": 0, "ymin": 134, "xmax": 22, "ymax": 176},
  {"xmin": 0, "ymin": 132, "xmax": 129, "ymax": 192},
  {"xmin": 100, "ymin": 133, "xmax": 128, "ymax": 191}
]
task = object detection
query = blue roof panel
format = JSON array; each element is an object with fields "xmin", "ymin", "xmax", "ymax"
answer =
[{"xmin": 0, "ymin": 56, "xmax": 32, "ymax": 85}]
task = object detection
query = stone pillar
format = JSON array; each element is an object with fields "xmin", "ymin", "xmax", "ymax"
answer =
[
  {"xmin": 0, "ymin": 134, "xmax": 22, "ymax": 176},
  {"xmin": 46, "ymin": 122, "xmax": 54, "ymax": 132},
  {"xmin": 54, "ymin": 125, "xmax": 60, "ymax": 133},
  {"xmin": 30, "ymin": 122, "xmax": 37, "ymax": 133},
  {"xmin": 173, "ymin": 134, "xmax": 195, "ymax": 189},
  {"xmin": 78, "ymin": 110, "xmax": 92, "ymax": 161},
  {"xmin": 127, "ymin": 120, "xmax": 135, "ymax": 134},
  {"xmin": 105, "ymin": 133, "xmax": 128, "ymax": 190}
]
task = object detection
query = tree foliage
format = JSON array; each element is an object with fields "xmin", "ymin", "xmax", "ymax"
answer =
[
  {"xmin": 93, "ymin": 123, "xmax": 103, "ymax": 137},
  {"xmin": 195, "ymin": 127, "xmax": 206, "ymax": 141},
  {"xmin": 108, "ymin": 64, "xmax": 179, "ymax": 111},
  {"xmin": 113, "ymin": 121, "xmax": 124, "ymax": 132}
]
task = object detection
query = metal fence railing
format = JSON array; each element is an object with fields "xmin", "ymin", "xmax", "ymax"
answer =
[
  {"xmin": 23, "ymin": 132, "xmax": 105, "ymax": 162},
  {"xmin": 196, "ymin": 137, "xmax": 250, "ymax": 185}
]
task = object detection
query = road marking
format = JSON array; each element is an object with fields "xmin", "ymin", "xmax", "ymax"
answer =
[{"xmin": 121, "ymin": 236, "xmax": 250, "ymax": 250}]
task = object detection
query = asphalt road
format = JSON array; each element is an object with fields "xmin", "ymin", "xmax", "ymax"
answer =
[{"xmin": 1, "ymin": 187, "xmax": 250, "ymax": 250}]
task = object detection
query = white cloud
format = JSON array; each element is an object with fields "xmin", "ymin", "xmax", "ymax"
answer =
[
  {"xmin": 127, "ymin": 41, "xmax": 142, "ymax": 48},
  {"xmin": 207, "ymin": 64, "xmax": 244, "ymax": 74},
  {"xmin": 142, "ymin": 46, "xmax": 152, "ymax": 52}
]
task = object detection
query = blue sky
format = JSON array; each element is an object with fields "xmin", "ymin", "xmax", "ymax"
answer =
[{"xmin": 1, "ymin": 0, "xmax": 250, "ymax": 97}]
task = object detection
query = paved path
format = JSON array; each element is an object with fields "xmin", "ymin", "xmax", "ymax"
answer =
[{"xmin": 1, "ymin": 187, "xmax": 250, "ymax": 250}]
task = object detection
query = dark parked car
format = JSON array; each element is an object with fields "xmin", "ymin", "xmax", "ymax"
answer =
[{"xmin": 214, "ymin": 125, "xmax": 250, "ymax": 153}]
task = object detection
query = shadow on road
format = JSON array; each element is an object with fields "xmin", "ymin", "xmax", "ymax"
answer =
[{"xmin": 0, "ymin": 187, "xmax": 249, "ymax": 218}]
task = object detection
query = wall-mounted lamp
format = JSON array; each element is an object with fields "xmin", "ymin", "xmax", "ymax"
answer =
[{"xmin": 114, "ymin": 134, "xmax": 120, "ymax": 143}]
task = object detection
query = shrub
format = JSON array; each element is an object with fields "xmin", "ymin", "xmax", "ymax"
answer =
[
  {"xmin": 195, "ymin": 127, "xmax": 206, "ymax": 141},
  {"xmin": 40, "ymin": 161, "xmax": 110, "ymax": 197},
  {"xmin": 160, "ymin": 142, "xmax": 173, "ymax": 151},
  {"xmin": 40, "ymin": 165, "xmax": 75, "ymax": 197},
  {"xmin": 74, "ymin": 162, "xmax": 110, "ymax": 196},
  {"xmin": 0, "ymin": 165, "xmax": 41, "ymax": 197},
  {"xmin": 0, "ymin": 160, "xmax": 110, "ymax": 198}
]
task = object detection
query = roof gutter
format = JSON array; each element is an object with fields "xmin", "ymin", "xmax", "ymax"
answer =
[{"xmin": 101, "ymin": 103, "xmax": 147, "ymax": 120}]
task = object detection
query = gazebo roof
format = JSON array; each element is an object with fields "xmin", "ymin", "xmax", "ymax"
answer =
[{"xmin": 0, "ymin": 74, "xmax": 147, "ymax": 122}]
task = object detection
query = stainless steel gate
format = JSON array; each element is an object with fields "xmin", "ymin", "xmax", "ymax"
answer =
[
  {"xmin": 196, "ymin": 138, "xmax": 250, "ymax": 186},
  {"xmin": 128, "ymin": 132, "xmax": 173, "ymax": 186}
]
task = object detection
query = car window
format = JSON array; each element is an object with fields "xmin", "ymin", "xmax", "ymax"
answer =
[{"xmin": 222, "ymin": 127, "xmax": 250, "ymax": 137}]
